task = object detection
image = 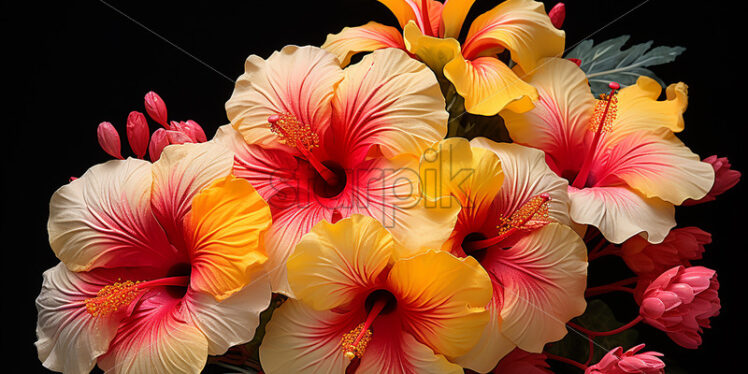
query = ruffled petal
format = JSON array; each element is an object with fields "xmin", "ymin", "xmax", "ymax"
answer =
[
  {"xmin": 358, "ymin": 327, "xmax": 463, "ymax": 374},
  {"xmin": 444, "ymin": 55, "xmax": 537, "ymax": 115},
  {"xmin": 287, "ymin": 215, "xmax": 394, "ymax": 311},
  {"xmin": 377, "ymin": 0, "xmax": 418, "ymax": 29},
  {"xmin": 403, "ymin": 21, "xmax": 462, "ymax": 74},
  {"xmin": 226, "ymin": 45, "xmax": 343, "ymax": 152},
  {"xmin": 442, "ymin": 0, "xmax": 476, "ymax": 38},
  {"xmin": 151, "ymin": 142, "xmax": 234, "ymax": 248},
  {"xmin": 355, "ymin": 154, "xmax": 460, "ymax": 259},
  {"xmin": 568, "ymin": 185, "xmax": 675, "ymax": 244},
  {"xmin": 323, "ymin": 22, "xmax": 407, "ymax": 67},
  {"xmin": 388, "ymin": 251, "xmax": 492, "ymax": 358},
  {"xmin": 501, "ymin": 57, "xmax": 595, "ymax": 174},
  {"xmin": 35, "ymin": 264, "xmax": 124, "ymax": 374},
  {"xmin": 331, "ymin": 48, "xmax": 448, "ymax": 159},
  {"xmin": 452, "ymin": 282, "xmax": 516, "ymax": 372},
  {"xmin": 48, "ymin": 158, "xmax": 175, "ymax": 272},
  {"xmin": 259, "ymin": 299, "xmax": 356, "ymax": 374},
  {"xmin": 593, "ymin": 130, "xmax": 714, "ymax": 204},
  {"xmin": 186, "ymin": 278, "xmax": 271, "ymax": 355},
  {"xmin": 610, "ymin": 77, "xmax": 688, "ymax": 137},
  {"xmin": 483, "ymin": 223, "xmax": 587, "ymax": 352},
  {"xmin": 184, "ymin": 175, "xmax": 272, "ymax": 301},
  {"xmin": 461, "ymin": 0, "xmax": 564, "ymax": 71},
  {"xmin": 98, "ymin": 288, "xmax": 208, "ymax": 374},
  {"xmin": 470, "ymin": 138, "xmax": 571, "ymax": 226}
]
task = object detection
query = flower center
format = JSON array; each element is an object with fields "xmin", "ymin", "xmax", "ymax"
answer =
[
  {"xmin": 312, "ymin": 161, "xmax": 348, "ymax": 198},
  {"xmin": 571, "ymin": 82, "xmax": 620, "ymax": 189},
  {"xmin": 84, "ymin": 276, "xmax": 190, "ymax": 317},
  {"xmin": 341, "ymin": 290, "xmax": 397, "ymax": 360},
  {"xmin": 268, "ymin": 113, "xmax": 339, "ymax": 186},
  {"xmin": 462, "ymin": 193, "xmax": 552, "ymax": 252}
]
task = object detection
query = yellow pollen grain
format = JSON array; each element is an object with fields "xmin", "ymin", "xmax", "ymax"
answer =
[
  {"xmin": 497, "ymin": 194, "xmax": 551, "ymax": 235},
  {"xmin": 269, "ymin": 112, "xmax": 319, "ymax": 151},
  {"xmin": 588, "ymin": 93, "xmax": 618, "ymax": 133},
  {"xmin": 340, "ymin": 322, "xmax": 372, "ymax": 360},
  {"xmin": 84, "ymin": 279, "xmax": 141, "ymax": 317}
]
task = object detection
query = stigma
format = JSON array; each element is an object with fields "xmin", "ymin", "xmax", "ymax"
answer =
[
  {"xmin": 268, "ymin": 113, "xmax": 319, "ymax": 151},
  {"xmin": 341, "ymin": 323, "xmax": 373, "ymax": 360},
  {"xmin": 84, "ymin": 279, "xmax": 141, "ymax": 317}
]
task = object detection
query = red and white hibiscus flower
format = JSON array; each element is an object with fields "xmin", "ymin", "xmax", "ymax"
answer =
[
  {"xmin": 501, "ymin": 58, "xmax": 715, "ymax": 243},
  {"xmin": 218, "ymin": 45, "xmax": 458, "ymax": 295},
  {"xmin": 36, "ymin": 142, "xmax": 273, "ymax": 373}
]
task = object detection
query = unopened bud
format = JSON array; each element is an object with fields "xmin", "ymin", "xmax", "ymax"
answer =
[
  {"xmin": 149, "ymin": 128, "xmax": 169, "ymax": 161},
  {"xmin": 126, "ymin": 111, "xmax": 150, "ymax": 159},
  {"xmin": 97, "ymin": 121, "xmax": 123, "ymax": 159},
  {"xmin": 144, "ymin": 91, "xmax": 168, "ymax": 128},
  {"xmin": 549, "ymin": 3, "xmax": 565, "ymax": 29}
]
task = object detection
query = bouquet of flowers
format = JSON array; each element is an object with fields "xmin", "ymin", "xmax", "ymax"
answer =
[{"xmin": 34, "ymin": 1, "xmax": 739, "ymax": 373}]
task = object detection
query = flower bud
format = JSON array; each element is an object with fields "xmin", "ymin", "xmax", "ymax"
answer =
[
  {"xmin": 126, "ymin": 111, "xmax": 150, "ymax": 159},
  {"xmin": 639, "ymin": 266, "xmax": 720, "ymax": 349},
  {"xmin": 184, "ymin": 120, "xmax": 207, "ymax": 143},
  {"xmin": 568, "ymin": 58, "xmax": 582, "ymax": 66},
  {"xmin": 549, "ymin": 3, "xmax": 565, "ymax": 29},
  {"xmin": 144, "ymin": 91, "xmax": 168, "ymax": 127},
  {"xmin": 683, "ymin": 155, "xmax": 740, "ymax": 205},
  {"xmin": 621, "ymin": 227, "xmax": 710, "ymax": 276},
  {"xmin": 97, "ymin": 121, "xmax": 123, "ymax": 159},
  {"xmin": 149, "ymin": 128, "xmax": 169, "ymax": 161},
  {"xmin": 167, "ymin": 130, "xmax": 192, "ymax": 145},
  {"xmin": 585, "ymin": 344, "xmax": 664, "ymax": 374}
]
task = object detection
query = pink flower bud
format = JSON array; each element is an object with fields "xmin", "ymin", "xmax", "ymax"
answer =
[
  {"xmin": 549, "ymin": 3, "xmax": 565, "ymax": 29},
  {"xmin": 97, "ymin": 121, "xmax": 123, "ymax": 159},
  {"xmin": 149, "ymin": 128, "xmax": 169, "ymax": 161},
  {"xmin": 683, "ymin": 155, "xmax": 741, "ymax": 205},
  {"xmin": 493, "ymin": 348, "xmax": 551, "ymax": 373},
  {"xmin": 167, "ymin": 130, "xmax": 192, "ymax": 145},
  {"xmin": 69, "ymin": 176, "xmax": 78, "ymax": 182},
  {"xmin": 568, "ymin": 58, "xmax": 582, "ymax": 66},
  {"xmin": 184, "ymin": 120, "xmax": 207, "ymax": 142},
  {"xmin": 126, "ymin": 111, "xmax": 150, "ymax": 159},
  {"xmin": 585, "ymin": 344, "xmax": 664, "ymax": 374},
  {"xmin": 144, "ymin": 91, "xmax": 168, "ymax": 127},
  {"xmin": 621, "ymin": 227, "xmax": 710, "ymax": 276},
  {"xmin": 639, "ymin": 266, "xmax": 720, "ymax": 349}
]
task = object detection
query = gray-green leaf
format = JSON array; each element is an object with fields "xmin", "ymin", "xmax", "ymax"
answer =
[{"xmin": 565, "ymin": 35, "xmax": 685, "ymax": 96}]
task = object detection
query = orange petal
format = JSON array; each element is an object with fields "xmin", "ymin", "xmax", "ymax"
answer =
[
  {"xmin": 442, "ymin": 0, "xmax": 476, "ymax": 39},
  {"xmin": 185, "ymin": 175, "xmax": 272, "ymax": 301},
  {"xmin": 322, "ymin": 21, "xmax": 406, "ymax": 67}
]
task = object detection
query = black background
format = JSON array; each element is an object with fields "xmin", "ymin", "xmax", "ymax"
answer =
[{"xmin": 3, "ymin": 0, "xmax": 745, "ymax": 372}]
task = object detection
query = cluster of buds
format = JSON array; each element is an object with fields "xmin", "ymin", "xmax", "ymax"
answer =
[
  {"xmin": 621, "ymin": 227, "xmax": 710, "ymax": 277},
  {"xmin": 96, "ymin": 91, "xmax": 207, "ymax": 162},
  {"xmin": 585, "ymin": 345, "xmax": 665, "ymax": 374}
]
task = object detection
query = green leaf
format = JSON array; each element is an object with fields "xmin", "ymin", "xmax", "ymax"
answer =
[{"xmin": 565, "ymin": 35, "xmax": 685, "ymax": 96}]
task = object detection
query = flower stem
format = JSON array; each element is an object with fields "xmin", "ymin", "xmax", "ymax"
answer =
[
  {"xmin": 568, "ymin": 316, "xmax": 643, "ymax": 337},
  {"xmin": 545, "ymin": 352, "xmax": 588, "ymax": 370}
]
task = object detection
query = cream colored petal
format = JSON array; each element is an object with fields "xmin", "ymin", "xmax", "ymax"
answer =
[
  {"xmin": 332, "ymin": 48, "xmax": 448, "ymax": 159},
  {"xmin": 226, "ymin": 45, "xmax": 343, "ymax": 151},
  {"xmin": 35, "ymin": 264, "xmax": 123, "ymax": 374},
  {"xmin": 357, "ymin": 330, "xmax": 463, "ymax": 374},
  {"xmin": 187, "ymin": 277, "xmax": 272, "ymax": 355},
  {"xmin": 151, "ymin": 142, "xmax": 234, "ymax": 246},
  {"xmin": 322, "ymin": 22, "xmax": 406, "ymax": 67},
  {"xmin": 568, "ymin": 185, "xmax": 675, "ymax": 244},
  {"xmin": 259, "ymin": 300, "xmax": 352, "ymax": 374},
  {"xmin": 470, "ymin": 139, "xmax": 570, "ymax": 226},
  {"xmin": 501, "ymin": 57, "xmax": 595, "ymax": 172},
  {"xmin": 48, "ymin": 158, "xmax": 176, "ymax": 272},
  {"xmin": 485, "ymin": 223, "xmax": 587, "ymax": 353},
  {"xmin": 287, "ymin": 215, "xmax": 394, "ymax": 311}
]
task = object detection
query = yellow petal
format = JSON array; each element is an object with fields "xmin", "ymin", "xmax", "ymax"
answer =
[
  {"xmin": 444, "ymin": 55, "xmax": 538, "ymax": 116},
  {"xmin": 462, "ymin": 0, "xmax": 564, "ymax": 71},
  {"xmin": 403, "ymin": 20, "xmax": 461, "ymax": 74},
  {"xmin": 442, "ymin": 0, "xmax": 476, "ymax": 39},
  {"xmin": 322, "ymin": 21, "xmax": 406, "ymax": 67},
  {"xmin": 185, "ymin": 175, "xmax": 272, "ymax": 301},
  {"xmin": 287, "ymin": 215, "xmax": 395, "ymax": 311},
  {"xmin": 610, "ymin": 77, "xmax": 688, "ymax": 139},
  {"xmin": 388, "ymin": 250, "xmax": 492, "ymax": 358}
]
